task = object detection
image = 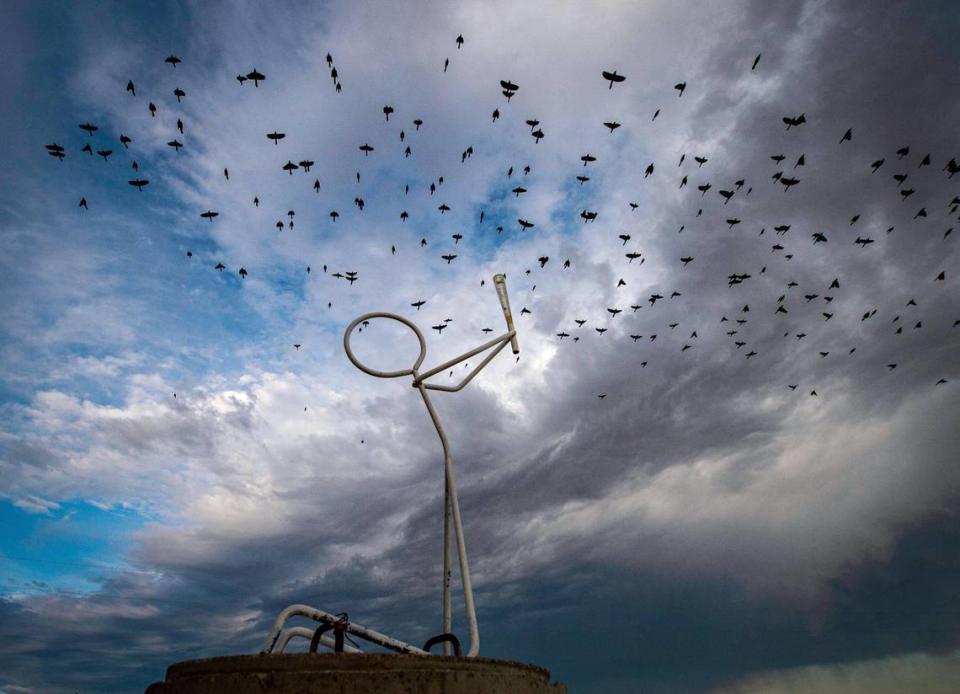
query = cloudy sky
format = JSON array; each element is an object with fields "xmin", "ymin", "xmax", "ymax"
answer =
[{"xmin": 1, "ymin": 1, "xmax": 959, "ymax": 692}]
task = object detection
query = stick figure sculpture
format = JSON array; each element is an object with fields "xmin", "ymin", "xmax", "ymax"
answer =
[{"xmin": 261, "ymin": 274, "xmax": 518, "ymax": 658}]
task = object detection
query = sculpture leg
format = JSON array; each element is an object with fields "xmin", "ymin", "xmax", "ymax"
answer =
[{"xmin": 442, "ymin": 480, "xmax": 452, "ymax": 654}]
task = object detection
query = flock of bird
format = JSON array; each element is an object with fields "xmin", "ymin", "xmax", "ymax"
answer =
[{"xmin": 43, "ymin": 39, "xmax": 957, "ymax": 402}]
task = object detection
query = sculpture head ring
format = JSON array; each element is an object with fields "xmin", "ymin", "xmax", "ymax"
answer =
[{"xmin": 343, "ymin": 312, "xmax": 427, "ymax": 379}]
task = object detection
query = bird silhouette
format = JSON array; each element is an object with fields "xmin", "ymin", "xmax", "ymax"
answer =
[{"xmin": 601, "ymin": 70, "xmax": 625, "ymax": 89}]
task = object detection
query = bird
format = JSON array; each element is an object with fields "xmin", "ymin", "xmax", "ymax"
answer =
[
  {"xmin": 601, "ymin": 70, "xmax": 625, "ymax": 89},
  {"xmin": 782, "ymin": 113, "xmax": 806, "ymax": 129},
  {"xmin": 45, "ymin": 143, "xmax": 65, "ymax": 160}
]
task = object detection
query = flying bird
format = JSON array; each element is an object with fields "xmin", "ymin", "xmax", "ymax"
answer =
[
  {"xmin": 601, "ymin": 70, "xmax": 625, "ymax": 89},
  {"xmin": 782, "ymin": 113, "xmax": 806, "ymax": 129}
]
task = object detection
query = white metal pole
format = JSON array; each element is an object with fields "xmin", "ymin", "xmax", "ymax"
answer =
[{"xmin": 415, "ymin": 382, "xmax": 480, "ymax": 657}]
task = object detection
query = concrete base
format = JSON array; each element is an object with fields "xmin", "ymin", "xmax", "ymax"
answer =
[{"xmin": 145, "ymin": 653, "xmax": 567, "ymax": 694}]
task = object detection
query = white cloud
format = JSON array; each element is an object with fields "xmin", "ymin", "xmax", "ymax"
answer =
[
  {"xmin": 12, "ymin": 496, "xmax": 61, "ymax": 515},
  {"xmin": 718, "ymin": 648, "xmax": 960, "ymax": 694},
  {"xmin": 1, "ymin": 0, "xmax": 959, "ymax": 690}
]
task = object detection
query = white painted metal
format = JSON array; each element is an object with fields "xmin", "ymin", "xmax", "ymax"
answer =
[
  {"xmin": 494, "ymin": 273, "xmax": 519, "ymax": 355},
  {"xmin": 264, "ymin": 275, "xmax": 517, "ymax": 659},
  {"xmin": 344, "ymin": 275, "xmax": 518, "ymax": 657},
  {"xmin": 261, "ymin": 604, "xmax": 426, "ymax": 655},
  {"xmin": 276, "ymin": 626, "xmax": 362, "ymax": 654}
]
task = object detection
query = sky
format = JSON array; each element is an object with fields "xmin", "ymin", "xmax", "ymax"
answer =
[{"xmin": 0, "ymin": 0, "xmax": 959, "ymax": 692}]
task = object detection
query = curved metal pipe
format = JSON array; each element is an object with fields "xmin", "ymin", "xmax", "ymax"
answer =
[
  {"xmin": 261, "ymin": 604, "xmax": 425, "ymax": 655},
  {"xmin": 275, "ymin": 626, "xmax": 361, "ymax": 654}
]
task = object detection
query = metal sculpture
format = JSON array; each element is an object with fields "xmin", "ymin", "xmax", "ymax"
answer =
[{"xmin": 262, "ymin": 274, "xmax": 518, "ymax": 658}]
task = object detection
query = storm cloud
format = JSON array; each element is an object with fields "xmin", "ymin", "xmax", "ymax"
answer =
[{"xmin": 1, "ymin": 1, "xmax": 958, "ymax": 692}]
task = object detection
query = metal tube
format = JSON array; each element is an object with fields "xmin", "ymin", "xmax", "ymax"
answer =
[
  {"xmin": 422, "ymin": 336, "xmax": 512, "ymax": 392},
  {"xmin": 261, "ymin": 604, "xmax": 427, "ymax": 655},
  {"xmin": 276, "ymin": 626, "xmax": 361, "ymax": 654},
  {"xmin": 344, "ymin": 312, "xmax": 427, "ymax": 379},
  {"xmin": 494, "ymin": 274, "xmax": 520, "ymax": 354},
  {"xmin": 443, "ymin": 477, "xmax": 452, "ymax": 655},
  {"xmin": 415, "ymin": 384, "xmax": 480, "ymax": 657},
  {"xmin": 413, "ymin": 332, "xmax": 514, "ymax": 384}
]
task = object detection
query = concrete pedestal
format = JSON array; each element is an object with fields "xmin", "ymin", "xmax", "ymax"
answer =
[{"xmin": 145, "ymin": 653, "xmax": 567, "ymax": 694}]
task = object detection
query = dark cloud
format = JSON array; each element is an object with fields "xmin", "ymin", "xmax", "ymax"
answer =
[{"xmin": 1, "ymin": 1, "xmax": 958, "ymax": 692}]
